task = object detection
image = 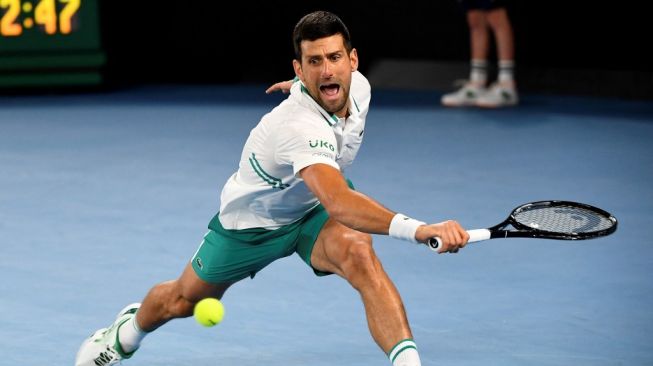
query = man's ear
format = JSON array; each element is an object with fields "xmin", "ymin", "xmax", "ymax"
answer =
[
  {"xmin": 349, "ymin": 48, "xmax": 359, "ymax": 72},
  {"xmin": 293, "ymin": 59, "xmax": 304, "ymax": 82}
]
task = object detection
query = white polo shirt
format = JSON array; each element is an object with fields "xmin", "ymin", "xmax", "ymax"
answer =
[{"xmin": 218, "ymin": 71, "xmax": 371, "ymax": 230}]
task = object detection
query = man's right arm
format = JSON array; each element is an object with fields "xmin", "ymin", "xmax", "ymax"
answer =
[
  {"xmin": 300, "ymin": 163, "xmax": 469, "ymax": 252},
  {"xmin": 301, "ymin": 163, "xmax": 395, "ymax": 234}
]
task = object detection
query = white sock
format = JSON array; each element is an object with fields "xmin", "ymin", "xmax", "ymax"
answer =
[
  {"xmin": 117, "ymin": 313, "xmax": 147, "ymax": 353},
  {"xmin": 498, "ymin": 60, "xmax": 515, "ymax": 84},
  {"xmin": 388, "ymin": 339, "xmax": 421, "ymax": 366},
  {"xmin": 470, "ymin": 59, "xmax": 488, "ymax": 86}
]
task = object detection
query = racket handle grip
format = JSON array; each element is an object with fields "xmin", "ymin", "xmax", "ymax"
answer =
[
  {"xmin": 468, "ymin": 229, "xmax": 491, "ymax": 242},
  {"xmin": 427, "ymin": 229, "xmax": 491, "ymax": 252}
]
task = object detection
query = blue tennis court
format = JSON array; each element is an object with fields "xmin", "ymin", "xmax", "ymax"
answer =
[{"xmin": 1, "ymin": 86, "xmax": 652, "ymax": 365}]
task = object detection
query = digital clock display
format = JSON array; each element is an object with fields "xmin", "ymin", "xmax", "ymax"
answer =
[
  {"xmin": 0, "ymin": 0, "xmax": 104, "ymax": 88},
  {"xmin": 2, "ymin": 0, "xmax": 80, "ymax": 37}
]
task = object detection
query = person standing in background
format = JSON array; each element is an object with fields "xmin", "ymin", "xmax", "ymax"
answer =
[{"xmin": 441, "ymin": 0, "xmax": 518, "ymax": 108}]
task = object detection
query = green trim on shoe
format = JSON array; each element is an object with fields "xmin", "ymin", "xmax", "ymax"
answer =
[{"xmin": 113, "ymin": 318, "xmax": 138, "ymax": 359}]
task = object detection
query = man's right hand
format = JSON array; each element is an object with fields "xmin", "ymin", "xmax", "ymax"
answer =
[{"xmin": 415, "ymin": 220, "xmax": 469, "ymax": 253}]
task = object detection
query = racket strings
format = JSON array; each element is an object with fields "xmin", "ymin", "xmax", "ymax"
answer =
[{"xmin": 513, "ymin": 205, "xmax": 615, "ymax": 234}]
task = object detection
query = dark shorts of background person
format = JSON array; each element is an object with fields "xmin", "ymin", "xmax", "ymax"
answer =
[
  {"xmin": 191, "ymin": 180, "xmax": 356, "ymax": 283},
  {"xmin": 458, "ymin": 0, "xmax": 506, "ymax": 11}
]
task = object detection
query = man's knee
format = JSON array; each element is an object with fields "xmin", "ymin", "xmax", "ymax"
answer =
[
  {"xmin": 173, "ymin": 262, "xmax": 231, "ymax": 318},
  {"xmin": 170, "ymin": 297, "xmax": 195, "ymax": 318},
  {"xmin": 340, "ymin": 233, "xmax": 383, "ymax": 286},
  {"xmin": 154, "ymin": 280, "xmax": 196, "ymax": 318}
]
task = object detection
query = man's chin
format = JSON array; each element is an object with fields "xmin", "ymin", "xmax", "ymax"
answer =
[{"xmin": 320, "ymin": 98, "xmax": 348, "ymax": 116}]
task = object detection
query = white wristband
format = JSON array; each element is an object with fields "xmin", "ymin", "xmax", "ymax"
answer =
[{"xmin": 389, "ymin": 213, "xmax": 425, "ymax": 243}]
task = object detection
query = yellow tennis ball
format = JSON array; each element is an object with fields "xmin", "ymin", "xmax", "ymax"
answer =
[{"xmin": 194, "ymin": 298, "xmax": 225, "ymax": 327}]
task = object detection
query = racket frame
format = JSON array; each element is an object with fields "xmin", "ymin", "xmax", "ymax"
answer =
[
  {"xmin": 493, "ymin": 200, "xmax": 618, "ymax": 240},
  {"xmin": 427, "ymin": 200, "xmax": 618, "ymax": 252}
]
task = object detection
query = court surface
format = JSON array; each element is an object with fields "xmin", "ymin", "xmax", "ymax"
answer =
[{"xmin": 1, "ymin": 85, "xmax": 652, "ymax": 366}]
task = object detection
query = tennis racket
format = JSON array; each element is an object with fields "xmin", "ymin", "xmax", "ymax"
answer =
[{"xmin": 428, "ymin": 200, "xmax": 618, "ymax": 252}]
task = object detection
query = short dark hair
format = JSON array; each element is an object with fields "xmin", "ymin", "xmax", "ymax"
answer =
[{"xmin": 292, "ymin": 11, "xmax": 352, "ymax": 61}]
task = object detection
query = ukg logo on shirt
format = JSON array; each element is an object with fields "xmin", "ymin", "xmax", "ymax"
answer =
[{"xmin": 309, "ymin": 140, "xmax": 335, "ymax": 151}]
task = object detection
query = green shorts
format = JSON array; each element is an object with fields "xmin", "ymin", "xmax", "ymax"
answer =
[{"xmin": 191, "ymin": 205, "xmax": 331, "ymax": 283}]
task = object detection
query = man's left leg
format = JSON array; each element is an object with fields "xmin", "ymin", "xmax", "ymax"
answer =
[{"xmin": 309, "ymin": 218, "xmax": 421, "ymax": 366}]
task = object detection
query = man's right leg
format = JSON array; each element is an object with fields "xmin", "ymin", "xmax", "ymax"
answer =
[
  {"xmin": 309, "ymin": 218, "xmax": 421, "ymax": 366},
  {"xmin": 467, "ymin": 9, "xmax": 490, "ymax": 63},
  {"xmin": 475, "ymin": 7, "xmax": 519, "ymax": 107},
  {"xmin": 441, "ymin": 10, "xmax": 489, "ymax": 107},
  {"xmin": 75, "ymin": 262, "xmax": 233, "ymax": 366}
]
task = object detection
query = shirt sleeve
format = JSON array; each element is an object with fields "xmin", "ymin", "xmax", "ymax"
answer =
[{"xmin": 274, "ymin": 118, "xmax": 340, "ymax": 176}]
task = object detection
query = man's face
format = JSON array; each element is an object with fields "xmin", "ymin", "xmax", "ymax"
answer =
[{"xmin": 293, "ymin": 34, "xmax": 358, "ymax": 118}]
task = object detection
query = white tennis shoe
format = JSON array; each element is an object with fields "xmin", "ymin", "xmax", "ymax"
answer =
[
  {"xmin": 441, "ymin": 83, "xmax": 486, "ymax": 107},
  {"xmin": 475, "ymin": 82, "xmax": 519, "ymax": 108},
  {"xmin": 75, "ymin": 303, "xmax": 141, "ymax": 366}
]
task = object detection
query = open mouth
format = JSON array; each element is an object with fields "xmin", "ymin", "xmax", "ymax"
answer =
[{"xmin": 319, "ymin": 83, "xmax": 340, "ymax": 97}]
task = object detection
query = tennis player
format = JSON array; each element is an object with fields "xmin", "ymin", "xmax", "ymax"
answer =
[{"xmin": 75, "ymin": 10, "xmax": 469, "ymax": 366}]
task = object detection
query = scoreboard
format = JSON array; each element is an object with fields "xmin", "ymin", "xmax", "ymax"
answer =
[{"xmin": 0, "ymin": 0, "xmax": 104, "ymax": 88}]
